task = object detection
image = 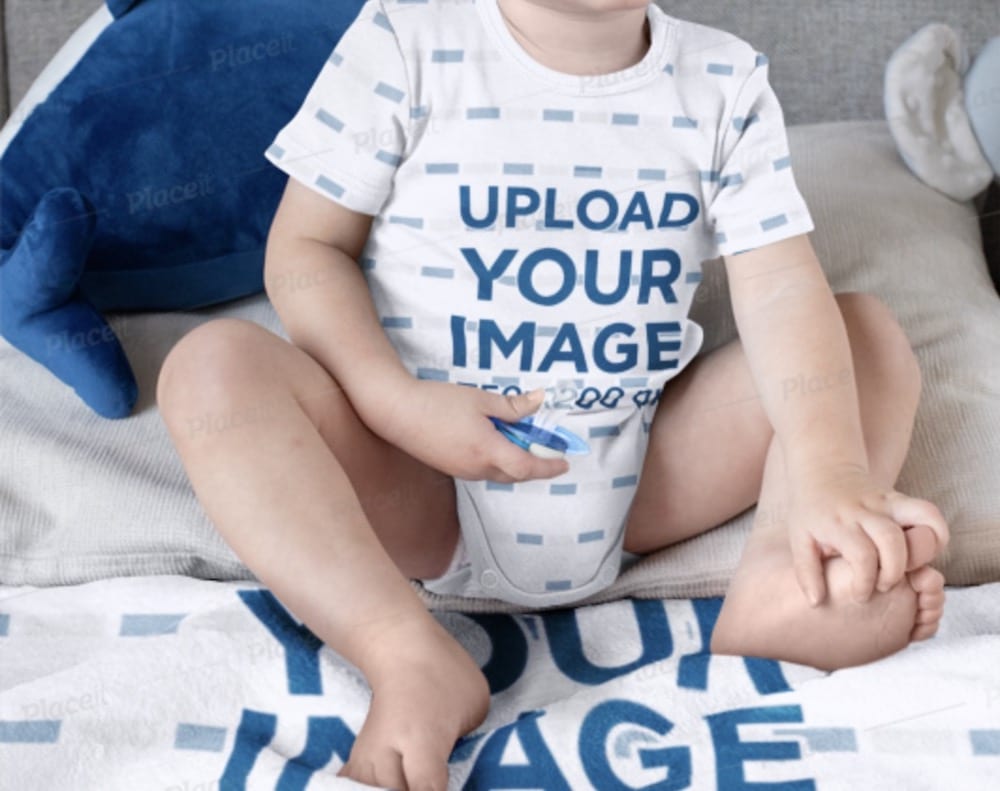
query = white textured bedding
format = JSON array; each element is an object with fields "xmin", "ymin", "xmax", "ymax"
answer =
[{"xmin": 0, "ymin": 575, "xmax": 998, "ymax": 790}]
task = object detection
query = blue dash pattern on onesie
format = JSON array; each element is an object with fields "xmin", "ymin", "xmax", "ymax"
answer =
[{"xmin": 264, "ymin": 0, "xmax": 815, "ymax": 608}]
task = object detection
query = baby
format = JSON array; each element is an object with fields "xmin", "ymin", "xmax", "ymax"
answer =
[{"xmin": 157, "ymin": 1, "xmax": 951, "ymax": 788}]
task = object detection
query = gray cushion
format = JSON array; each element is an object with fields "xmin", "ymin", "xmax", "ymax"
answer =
[
  {"xmin": 658, "ymin": 0, "xmax": 1000, "ymax": 124},
  {"xmin": 0, "ymin": 1, "xmax": 9, "ymax": 123},
  {"xmin": 4, "ymin": 0, "xmax": 98, "ymax": 118}
]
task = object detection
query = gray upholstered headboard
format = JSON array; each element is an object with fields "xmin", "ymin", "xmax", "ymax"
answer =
[
  {"xmin": 662, "ymin": 0, "xmax": 998, "ymax": 125},
  {"xmin": 0, "ymin": 0, "xmax": 997, "ymax": 127}
]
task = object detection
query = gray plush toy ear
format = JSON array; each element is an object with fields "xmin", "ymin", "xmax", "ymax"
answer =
[{"xmin": 885, "ymin": 23, "xmax": 993, "ymax": 201}]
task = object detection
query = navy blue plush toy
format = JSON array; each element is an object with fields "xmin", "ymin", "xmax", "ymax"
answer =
[{"xmin": 0, "ymin": 0, "xmax": 365, "ymax": 418}]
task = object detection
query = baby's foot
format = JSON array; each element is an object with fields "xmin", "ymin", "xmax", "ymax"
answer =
[
  {"xmin": 712, "ymin": 523, "xmax": 947, "ymax": 671},
  {"xmin": 338, "ymin": 618, "xmax": 489, "ymax": 790}
]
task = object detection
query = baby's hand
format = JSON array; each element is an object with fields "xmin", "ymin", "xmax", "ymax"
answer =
[
  {"xmin": 785, "ymin": 463, "xmax": 949, "ymax": 606},
  {"xmin": 377, "ymin": 382, "xmax": 570, "ymax": 482}
]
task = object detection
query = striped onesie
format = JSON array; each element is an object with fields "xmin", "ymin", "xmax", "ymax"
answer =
[{"xmin": 264, "ymin": 0, "xmax": 815, "ymax": 608}]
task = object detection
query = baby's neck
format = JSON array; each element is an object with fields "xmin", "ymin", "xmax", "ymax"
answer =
[{"xmin": 496, "ymin": 0, "xmax": 651, "ymax": 77}]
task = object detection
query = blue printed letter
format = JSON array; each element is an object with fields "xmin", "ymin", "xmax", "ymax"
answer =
[
  {"xmin": 238, "ymin": 590, "xmax": 324, "ymax": 695},
  {"xmin": 518, "ymin": 248, "xmax": 576, "ymax": 307},
  {"xmin": 465, "ymin": 710, "xmax": 571, "ymax": 790},
  {"xmin": 594, "ymin": 323, "xmax": 638, "ymax": 373},
  {"xmin": 579, "ymin": 700, "xmax": 692, "ymax": 790},
  {"xmin": 506, "ymin": 187, "xmax": 541, "ymax": 228},
  {"xmin": 544, "ymin": 600, "xmax": 673, "ymax": 685},
  {"xmin": 479, "ymin": 319, "xmax": 536, "ymax": 371},
  {"xmin": 638, "ymin": 249, "xmax": 681, "ymax": 305},
  {"xmin": 657, "ymin": 193, "xmax": 699, "ymax": 228},
  {"xmin": 461, "ymin": 185, "xmax": 499, "ymax": 228},
  {"xmin": 705, "ymin": 706, "xmax": 815, "ymax": 790},
  {"xmin": 584, "ymin": 249, "xmax": 633, "ymax": 305},
  {"xmin": 461, "ymin": 248, "xmax": 518, "ymax": 300}
]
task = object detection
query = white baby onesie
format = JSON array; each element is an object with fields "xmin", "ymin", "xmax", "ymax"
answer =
[{"xmin": 264, "ymin": 0, "xmax": 815, "ymax": 607}]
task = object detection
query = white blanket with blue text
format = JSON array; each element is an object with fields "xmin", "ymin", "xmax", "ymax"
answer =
[{"xmin": 1, "ymin": 576, "xmax": 998, "ymax": 790}]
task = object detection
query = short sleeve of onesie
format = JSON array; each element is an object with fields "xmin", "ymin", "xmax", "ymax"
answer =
[
  {"xmin": 706, "ymin": 55, "xmax": 815, "ymax": 257},
  {"xmin": 263, "ymin": 0, "xmax": 408, "ymax": 216}
]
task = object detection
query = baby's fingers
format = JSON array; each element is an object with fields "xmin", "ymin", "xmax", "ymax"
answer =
[
  {"xmin": 491, "ymin": 440, "xmax": 569, "ymax": 483},
  {"xmin": 884, "ymin": 493, "xmax": 950, "ymax": 555},
  {"xmin": 831, "ymin": 526, "xmax": 880, "ymax": 603},
  {"xmin": 858, "ymin": 513, "xmax": 908, "ymax": 593},
  {"xmin": 488, "ymin": 387, "xmax": 546, "ymax": 424},
  {"xmin": 790, "ymin": 530, "xmax": 826, "ymax": 607}
]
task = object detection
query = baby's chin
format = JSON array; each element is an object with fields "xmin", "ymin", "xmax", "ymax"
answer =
[{"xmin": 519, "ymin": 0, "xmax": 651, "ymax": 15}]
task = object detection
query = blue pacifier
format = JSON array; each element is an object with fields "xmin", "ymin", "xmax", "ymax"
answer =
[{"xmin": 490, "ymin": 415, "xmax": 590, "ymax": 459}]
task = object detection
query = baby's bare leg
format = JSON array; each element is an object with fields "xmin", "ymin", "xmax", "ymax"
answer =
[
  {"xmin": 624, "ymin": 292, "xmax": 945, "ymax": 669},
  {"xmin": 157, "ymin": 318, "xmax": 488, "ymax": 790}
]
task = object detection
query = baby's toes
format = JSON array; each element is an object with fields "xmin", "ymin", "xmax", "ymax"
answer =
[
  {"xmin": 908, "ymin": 564, "xmax": 945, "ymax": 594},
  {"xmin": 911, "ymin": 617, "xmax": 942, "ymax": 641},
  {"xmin": 917, "ymin": 586, "xmax": 945, "ymax": 611},
  {"xmin": 910, "ymin": 605, "xmax": 944, "ymax": 640},
  {"xmin": 907, "ymin": 565, "xmax": 945, "ymax": 641},
  {"xmin": 902, "ymin": 524, "xmax": 940, "ymax": 571}
]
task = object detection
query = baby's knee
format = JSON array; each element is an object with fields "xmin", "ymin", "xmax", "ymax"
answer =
[
  {"xmin": 836, "ymin": 291, "xmax": 921, "ymax": 399},
  {"xmin": 157, "ymin": 318, "xmax": 269, "ymax": 418}
]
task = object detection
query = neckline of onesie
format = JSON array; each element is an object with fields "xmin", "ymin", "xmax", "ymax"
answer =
[{"xmin": 476, "ymin": 0, "xmax": 676, "ymax": 97}]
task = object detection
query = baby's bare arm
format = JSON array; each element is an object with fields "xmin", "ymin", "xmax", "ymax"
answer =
[
  {"xmin": 264, "ymin": 179, "xmax": 567, "ymax": 482},
  {"xmin": 724, "ymin": 234, "xmax": 947, "ymax": 603},
  {"xmin": 265, "ymin": 178, "xmax": 411, "ymax": 434},
  {"xmin": 724, "ymin": 234, "xmax": 865, "ymax": 475}
]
